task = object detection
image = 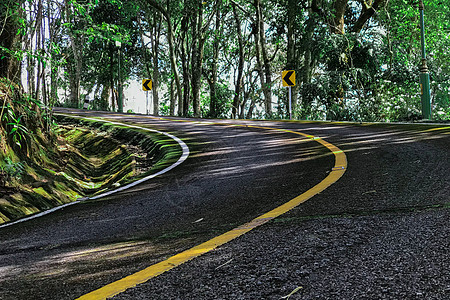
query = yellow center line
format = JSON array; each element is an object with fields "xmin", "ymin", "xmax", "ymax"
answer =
[
  {"xmin": 77, "ymin": 120, "xmax": 347, "ymax": 300},
  {"xmin": 421, "ymin": 126, "xmax": 450, "ymax": 133}
]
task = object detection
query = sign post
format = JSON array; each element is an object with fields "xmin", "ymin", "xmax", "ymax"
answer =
[
  {"xmin": 146, "ymin": 91, "xmax": 149, "ymax": 115},
  {"xmin": 116, "ymin": 41, "xmax": 123, "ymax": 113},
  {"xmin": 282, "ymin": 70, "xmax": 296, "ymax": 120},
  {"xmin": 142, "ymin": 79, "xmax": 152, "ymax": 115}
]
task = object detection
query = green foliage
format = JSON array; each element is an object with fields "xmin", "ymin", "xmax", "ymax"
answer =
[
  {"xmin": 7, "ymin": 113, "xmax": 28, "ymax": 148},
  {"xmin": 1, "ymin": 104, "xmax": 29, "ymax": 148},
  {"xmin": 287, "ymin": 0, "xmax": 450, "ymax": 122},
  {"xmin": 433, "ymin": 80, "xmax": 450, "ymax": 120},
  {"xmin": 90, "ymin": 95, "xmax": 110, "ymax": 111},
  {"xmin": 202, "ymin": 83, "xmax": 233, "ymax": 119},
  {"xmin": 2, "ymin": 0, "xmax": 449, "ymax": 121},
  {"xmin": 0, "ymin": 156, "xmax": 25, "ymax": 185}
]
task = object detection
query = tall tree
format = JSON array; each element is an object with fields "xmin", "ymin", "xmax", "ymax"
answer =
[
  {"xmin": 204, "ymin": 0, "xmax": 223, "ymax": 118},
  {"xmin": 253, "ymin": 0, "xmax": 272, "ymax": 117},
  {"xmin": 150, "ymin": 10, "xmax": 162, "ymax": 115},
  {"xmin": 0, "ymin": 0, "xmax": 23, "ymax": 82},
  {"xmin": 231, "ymin": 1, "xmax": 245, "ymax": 119},
  {"xmin": 63, "ymin": 0, "xmax": 84, "ymax": 108},
  {"xmin": 144, "ymin": 0, "xmax": 182, "ymax": 116}
]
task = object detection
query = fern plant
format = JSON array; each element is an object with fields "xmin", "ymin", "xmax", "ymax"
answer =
[{"xmin": 1, "ymin": 104, "xmax": 29, "ymax": 148}]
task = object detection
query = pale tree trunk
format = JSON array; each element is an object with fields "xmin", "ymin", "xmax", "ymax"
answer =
[
  {"xmin": 41, "ymin": 9, "xmax": 48, "ymax": 107},
  {"xmin": 65, "ymin": 0, "xmax": 82, "ymax": 108},
  {"xmin": 25, "ymin": 1, "xmax": 36, "ymax": 95},
  {"xmin": 232, "ymin": 2, "xmax": 244, "ymax": 119},
  {"xmin": 26, "ymin": 40, "xmax": 35, "ymax": 96},
  {"xmin": 109, "ymin": 44, "xmax": 117, "ymax": 111},
  {"xmin": 34, "ymin": 0, "xmax": 43, "ymax": 102},
  {"xmin": 138, "ymin": 10, "xmax": 162, "ymax": 115},
  {"xmin": 69, "ymin": 42, "xmax": 81, "ymax": 108},
  {"xmin": 188, "ymin": 0, "xmax": 222, "ymax": 117},
  {"xmin": 253, "ymin": 12, "xmax": 266, "ymax": 116},
  {"xmin": 138, "ymin": 10, "xmax": 154, "ymax": 114},
  {"xmin": 180, "ymin": 8, "xmax": 190, "ymax": 116},
  {"xmin": 190, "ymin": 0, "xmax": 204, "ymax": 117},
  {"xmin": 165, "ymin": 5, "xmax": 182, "ymax": 116},
  {"xmin": 151, "ymin": 11, "xmax": 162, "ymax": 115},
  {"xmin": 258, "ymin": 3, "xmax": 272, "ymax": 117},
  {"xmin": 137, "ymin": 12, "xmax": 152, "ymax": 77},
  {"xmin": 48, "ymin": 0, "xmax": 59, "ymax": 107},
  {"xmin": 253, "ymin": 0, "xmax": 272, "ymax": 118},
  {"xmin": 207, "ymin": 0, "xmax": 221, "ymax": 118}
]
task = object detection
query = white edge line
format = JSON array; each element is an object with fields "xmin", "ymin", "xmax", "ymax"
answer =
[{"xmin": 0, "ymin": 114, "xmax": 189, "ymax": 229}]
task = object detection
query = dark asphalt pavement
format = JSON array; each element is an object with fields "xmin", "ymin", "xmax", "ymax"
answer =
[{"xmin": 0, "ymin": 109, "xmax": 449, "ymax": 299}]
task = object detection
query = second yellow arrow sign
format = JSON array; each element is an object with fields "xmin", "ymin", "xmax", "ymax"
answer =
[
  {"xmin": 142, "ymin": 79, "xmax": 152, "ymax": 91},
  {"xmin": 282, "ymin": 70, "xmax": 295, "ymax": 87}
]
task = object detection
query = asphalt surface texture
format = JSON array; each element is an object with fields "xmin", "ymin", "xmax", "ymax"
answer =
[{"xmin": 0, "ymin": 109, "xmax": 449, "ymax": 300}]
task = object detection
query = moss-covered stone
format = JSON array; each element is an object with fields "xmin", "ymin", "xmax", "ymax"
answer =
[{"xmin": 0, "ymin": 114, "xmax": 183, "ymax": 225}]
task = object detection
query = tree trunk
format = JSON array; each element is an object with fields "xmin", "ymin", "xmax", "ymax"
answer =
[
  {"xmin": 208, "ymin": 0, "xmax": 221, "ymax": 118},
  {"xmin": 232, "ymin": 2, "xmax": 244, "ymax": 119},
  {"xmin": 352, "ymin": 0, "xmax": 387, "ymax": 33},
  {"xmin": 286, "ymin": 0, "xmax": 298, "ymax": 117},
  {"xmin": 332, "ymin": 0, "xmax": 348, "ymax": 34},
  {"xmin": 253, "ymin": 0, "xmax": 272, "ymax": 118},
  {"xmin": 65, "ymin": 0, "xmax": 82, "ymax": 108},
  {"xmin": 48, "ymin": 0, "xmax": 59, "ymax": 107},
  {"xmin": 100, "ymin": 84, "xmax": 110, "ymax": 111},
  {"xmin": 25, "ymin": 0, "xmax": 36, "ymax": 95},
  {"xmin": 145, "ymin": 0, "xmax": 182, "ymax": 116},
  {"xmin": 137, "ymin": 11, "xmax": 152, "ymax": 77},
  {"xmin": 242, "ymin": 73, "xmax": 258, "ymax": 119},
  {"xmin": 41, "ymin": 12, "xmax": 48, "ymax": 107},
  {"xmin": 190, "ymin": 0, "xmax": 204, "ymax": 118},
  {"xmin": 169, "ymin": 78, "xmax": 176, "ymax": 116},
  {"xmin": 180, "ymin": 11, "xmax": 190, "ymax": 116},
  {"xmin": 302, "ymin": 11, "xmax": 316, "ymax": 85},
  {"xmin": 34, "ymin": 0, "xmax": 43, "ymax": 102},
  {"xmin": 168, "ymin": 24, "xmax": 182, "ymax": 116},
  {"xmin": 151, "ymin": 11, "xmax": 162, "ymax": 115},
  {"xmin": 26, "ymin": 39, "xmax": 35, "ymax": 96},
  {"xmin": 0, "ymin": 1, "xmax": 22, "ymax": 82},
  {"xmin": 246, "ymin": 93, "xmax": 257, "ymax": 119}
]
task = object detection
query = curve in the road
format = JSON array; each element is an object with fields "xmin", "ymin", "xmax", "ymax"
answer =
[
  {"xmin": 0, "ymin": 114, "xmax": 189, "ymax": 229},
  {"xmin": 77, "ymin": 121, "xmax": 347, "ymax": 300}
]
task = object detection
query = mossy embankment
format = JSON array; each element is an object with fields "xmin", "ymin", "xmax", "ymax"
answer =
[{"xmin": 0, "ymin": 110, "xmax": 182, "ymax": 225}]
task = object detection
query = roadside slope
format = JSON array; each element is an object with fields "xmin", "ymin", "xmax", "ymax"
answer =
[{"xmin": 0, "ymin": 114, "xmax": 182, "ymax": 225}]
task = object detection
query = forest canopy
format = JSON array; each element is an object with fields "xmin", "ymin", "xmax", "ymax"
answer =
[{"xmin": 1, "ymin": 0, "xmax": 449, "ymax": 121}]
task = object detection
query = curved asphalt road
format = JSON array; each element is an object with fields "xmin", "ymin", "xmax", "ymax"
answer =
[{"xmin": 0, "ymin": 109, "xmax": 449, "ymax": 299}]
